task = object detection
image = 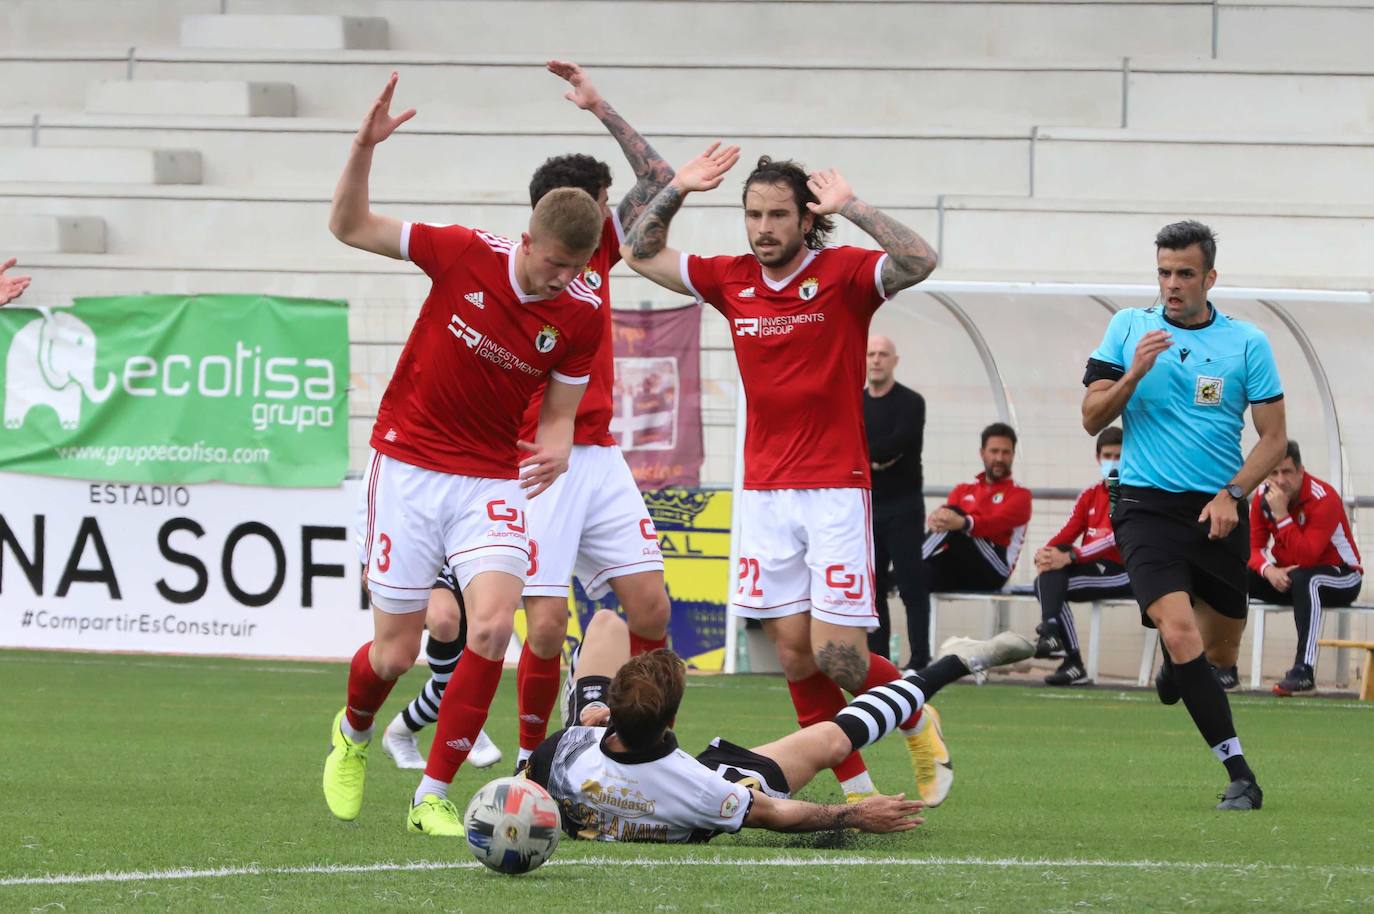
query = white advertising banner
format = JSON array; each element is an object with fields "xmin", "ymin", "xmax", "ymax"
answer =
[{"xmin": 0, "ymin": 471, "xmax": 370, "ymax": 659}]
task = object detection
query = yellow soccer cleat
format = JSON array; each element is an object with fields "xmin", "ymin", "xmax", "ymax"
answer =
[
  {"xmin": 906, "ymin": 704, "xmax": 954, "ymax": 807},
  {"xmin": 844, "ymin": 789, "xmax": 879, "ymax": 805},
  {"xmin": 407, "ymin": 793, "xmax": 466, "ymax": 836},
  {"xmin": 322, "ymin": 708, "xmax": 369, "ymax": 821}
]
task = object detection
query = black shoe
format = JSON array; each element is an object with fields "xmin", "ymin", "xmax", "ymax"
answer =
[
  {"xmin": 1215, "ymin": 665, "xmax": 1240, "ymax": 690},
  {"xmin": 512, "ymin": 757, "xmax": 530, "ymax": 777},
  {"xmin": 1216, "ymin": 779, "xmax": 1263, "ymax": 810},
  {"xmin": 1033, "ymin": 622, "xmax": 1065, "ymax": 660},
  {"xmin": 1044, "ymin": 659, "xmax": 1090, "ymax": 687},
  {"xmin": 1273, "ymin": 666, "xmax": 1315, "ymax": 697},
  {"xmin": 1155, "ymin": 652, "xmax": 1181, "ymax": 705}
]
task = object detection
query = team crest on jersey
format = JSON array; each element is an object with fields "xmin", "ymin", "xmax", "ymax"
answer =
[
  {"xmin": 582, "ymin": 268, "xmax": 603, "ymax": 290},
  {"xmin": 1195, "ymin": 375, "xmax": 1224, "ymax": 406},
  {"xmin": 992, "ymin": 492, "xmax": 1005, "ymax": 504},
  {"xmin": 535, "ymin": 324, "xmax": 559, "ymax": 353},
  {"xmin": 720, "ymin": 794, "xmax": 741, "ymax": 818},
  {"xmin": 798, "ymin": 277, "xmax": 820, "ymax": 301}
]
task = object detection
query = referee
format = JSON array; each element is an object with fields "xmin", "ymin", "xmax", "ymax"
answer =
[{"xmin": 1082, "ymin": 221, "xmax": 1286, "ymax": 811}]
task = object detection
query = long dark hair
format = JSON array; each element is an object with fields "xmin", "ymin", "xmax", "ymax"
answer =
[{"xmin": 742, "ymin": 156, "xmax": 834, "ymax": 250}]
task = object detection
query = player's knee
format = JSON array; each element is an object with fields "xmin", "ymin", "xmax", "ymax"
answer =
[
  {"xmin": 425, "ymin": 594, "xmax": 462, "ymax": 642},
  {"xmin": 371, "ymin": 638, "xmax": 419, "ymax": 680},
  {"xmin": 465, "ymin": 614, "xmax": 515, "ymax": 660},
  {"xmin": 525, "ymin": 607, "xmax": 570, "ymax": 656},
  {"xmin": 1155, "ymin": 617, "xmax": 1202, "ymax": 661},
  {"xmin": 814, "ymin": 641, "xmax": 869, "ymax": 694},
  {"xmin": 626, "ymin": 590, "xmax": 670, "ymax": 639}
]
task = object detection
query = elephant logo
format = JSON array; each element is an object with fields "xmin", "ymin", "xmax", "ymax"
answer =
[{"xmin": 3, "ymin": 307, "xmax": 116, "ymax": 430}]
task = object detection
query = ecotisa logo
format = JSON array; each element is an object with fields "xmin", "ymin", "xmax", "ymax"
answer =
[{"xmin": 3, "ymin": 307, "xmax": 114, "ymax": 430}]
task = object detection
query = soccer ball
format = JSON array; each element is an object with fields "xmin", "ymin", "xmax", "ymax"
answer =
[{"xmin": 464, "ymin": 777, "xmax": 562, "ymax": 874}]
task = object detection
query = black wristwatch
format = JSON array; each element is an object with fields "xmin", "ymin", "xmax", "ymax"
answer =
[{"xmin": 1222, "ymin": 483, "xmax": 1245, "ymax": 502}]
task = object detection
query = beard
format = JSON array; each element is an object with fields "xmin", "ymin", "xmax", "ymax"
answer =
[{"xmin": 750, "ymin": 233, "xmax": 806, "ymax": 267}]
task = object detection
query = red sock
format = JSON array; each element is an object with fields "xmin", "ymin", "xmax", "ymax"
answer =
[
  {"xmin": 517, "ymin": 642, "xmax": 562, "ymax": 751},
  {"xmin": 344, "ymin": 641, "xmax": 396, "ymax": 732},
  {"xmin": 628, "ymin": 631, "xmax": 668, "ymax": 656},
  {"xmin": 424, "ymin": 649, "xmax": 504, "ymax": 783},
  {"xmin": 861, "ymin": 653, "xmax": 923, "ymax": 731},
  {"xmin": 788, "ymin": 671, "xmax": 867, "ymax": 782}
]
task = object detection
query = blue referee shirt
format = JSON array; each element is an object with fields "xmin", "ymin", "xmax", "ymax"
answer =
[{"xmin": 1084, "ymin": 304, "xmax": 1283, "ymax": 494}]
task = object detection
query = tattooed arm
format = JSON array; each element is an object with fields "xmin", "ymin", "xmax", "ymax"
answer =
[
  {"xmin": 745, "ymin": 790, "xmax": 923, "ymax": 833},
  {"xmin": 620, "ymin": 142, "xmax": 740, "ymax": 295},
  {"xmin": 546, "ymin": 60, "xmax": 675, "ymax": 231},
  {"xmin": 806, "ymin": 168, "xmax": 938, "ymax": 297}
]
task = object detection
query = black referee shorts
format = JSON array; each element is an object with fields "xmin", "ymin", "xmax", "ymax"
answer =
[{"xmin": 1112, "ymin": 485, "xmax": 1249, "ymax": 625}]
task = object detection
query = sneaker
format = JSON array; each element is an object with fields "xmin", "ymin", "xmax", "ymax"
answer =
[
  {"xmin": 904, "ymin": 704, "xmax": 953, "ymax": 807},
  {"xmin": 322, "ymin": 708, "xmax": 369, "ymax": 821},
  {"xmin": 1215, "ymin": 779, "xmax": 1263, "ymax": 811},
  {"xmin": 1155, "ymin": 651, "xmax": 1181, "ymax": 706},
  {"xmin": 381, "ymin": 713, "xmax": 425, "ymax": 770},
  {"xmin": 1033, "ymin": 622, "xmax": 1065, "ymax": 660},
  {"xmin": 407, "ymin": 793, "xmax": 465, "ymax": 836},
  {"xmin": 1215, "ymin": 665, "xmax": 1240, "ymax": 690},
  {"xmin": 939, "ymin": 631, "xmax": 1034, "ymax": 683},
  {"xmin": 1045, "ymin": 659, "xmax": 1091, "ymax": 687},
  {"xmin": 844, "ymin": 789, "xmax": 879, "ymax": 805},
  {"xmin": 468, "ymin": 728, "xmax": 503, "ymax": 769},
  {"xmin": 1273, "ymin": 666, "xmax": 1315, "ymax": 697}
]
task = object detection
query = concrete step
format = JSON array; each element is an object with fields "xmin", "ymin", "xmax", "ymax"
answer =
[
  {"xmin": 180, "ymin": 15, "xmax": 389, "ymax": 50},
  {"xmin": 1218, "ymin": 3, "xmax": 1374, "ymax": 63},
  {"xmin": 86, "ymin": 80, "xmax": 296, "ymax": 117},
  {"xmin": 0, "ymin": 0, "xmax": 212, "ymax": 51},
  {"xmin": 129, "ymin": 52, "xmax": 1129, "ymax": 130},
  {"xmin": 0, "ymin": 147, "xmax": 201, "ymax": 184},
  {"xmin": 1033, "ymin": 128, "xmax": 1374, "ymax": 206},
  {"xmin": 0, "ymin": 214, "xmax": 105, "ymax": 253},
  {"xmin": 31, "ymin": 115, "xmax": 1035, "ymax": 197},
  {"xmin": 0, "ymin": 52, "xmax": 130, "ymax": 110}
]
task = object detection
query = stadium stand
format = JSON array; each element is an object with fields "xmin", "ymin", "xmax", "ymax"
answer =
[{"xmin": 4, "ymin": 0, "xmax": 1370, "ymax": 687}]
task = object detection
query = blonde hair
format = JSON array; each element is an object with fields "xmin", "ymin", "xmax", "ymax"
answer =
[{"xmin": 529, "ymin": 187, "xmax": 602, "ymax": 253}]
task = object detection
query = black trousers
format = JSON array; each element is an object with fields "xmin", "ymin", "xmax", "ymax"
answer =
[
  {"xmin": 922, "ymin": 530, "xmax": 1010, "ymax": 594},
  {"xmin": 1034, "ymin": 560, "xmax": 1132, "ymax": 655},
  {"xmin": 867, "ymin": 499, "xmax": 931, "ymax": 668},
  {"xmin": 1247, "ymin": 565, "xmax": 1362, "ymax": 672}
]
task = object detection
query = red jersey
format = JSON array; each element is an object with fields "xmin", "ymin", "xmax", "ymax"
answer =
[
  {"xmin": 1045, "ymin": 482, "xmax": 1122, "ymax": 565},
  {"xmin": 946, "ymin": 472, "xmax": 1033, "ymax": 569},
  {"xmin": 683, "ymin": 245, "xmax": 887, "ymax": 490},
  {"xmin": 1249, "ymin": 472, "xmax": 1362, "ymax": 574},
  {"xmin": 521, "ymin": 216, "xmax": 622, "ymax": 447},
  {"xmin": 370, "ymin": 222, "xmax": 603, "ymax": 479}
]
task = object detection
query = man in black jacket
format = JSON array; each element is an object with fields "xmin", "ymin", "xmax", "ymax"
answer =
[{"xmin": 864, "ymin": 334, "xmax": 930, "ymax": 669}]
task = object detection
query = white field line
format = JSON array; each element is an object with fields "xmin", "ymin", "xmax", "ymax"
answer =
[
  {"xmin": 1031, "ymin": 692, "xmax": 1373, "ymax": 711},
  {"xmin": 4, "ymin": 856, "xmax": 1373, "ymax": 888}
]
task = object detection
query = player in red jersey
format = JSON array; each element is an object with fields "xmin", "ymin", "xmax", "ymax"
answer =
[
  {"xmin": 621, "ymin": 149, "xmax": 948, "ymax": 805},
  {"xmin": 377, "ymin": 60, "xmax": 677, "ymax": 775},
  {"xmin": 320, "ymin": 73, "xmax": 606, "ymax": 837}
]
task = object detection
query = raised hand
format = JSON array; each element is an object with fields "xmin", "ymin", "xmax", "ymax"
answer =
[
  {"xmin": 1127, "ymin": 329, "xmax": 1172, "ymax": 381},
  {"xmin": 1263, "ymin": 481, "xmax": 1290, "ymax": 520},
  {"xmin": 547, "ymin": 59, "xmax": 604, "ymax": 111},
  {"xmin": 354, "ymin": 72, "xmax": 415, "ymax": 148},
  {"xmin": 0, "ymin": 258, "xmax": 31, "ymax": 306},
  {"xmin": 671, "ymin": 142, "xmax": 741, "ymax": 194},
  {"xmin": 806, "ymin": 168, "xmax": 855, "ymax": 216}
]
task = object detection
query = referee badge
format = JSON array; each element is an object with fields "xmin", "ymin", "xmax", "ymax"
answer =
[{"xmin": 1195, "ymin": 375, "xmax": 1224, "ymax": 406}]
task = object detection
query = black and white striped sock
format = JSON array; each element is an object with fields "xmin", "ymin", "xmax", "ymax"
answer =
[
  {"xmin": 833, "ymin": 677, "xmax": 928, "ymax": 751},
  {"xmin": 400, "ymin": 636, "xmax": 461, "ymax": 732}
]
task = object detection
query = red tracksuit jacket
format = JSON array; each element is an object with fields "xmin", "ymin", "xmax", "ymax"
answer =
[{"xmin": 1248, "ymin": 472, "xmax": 1362, "ymax": 574}]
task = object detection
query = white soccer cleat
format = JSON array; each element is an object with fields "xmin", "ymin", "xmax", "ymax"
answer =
[
  {"xmin": 938, "ymin": 631, "xmax": 1034, "ymax": 684},
  {"xmin": 380, "ymin": 713, "xmax": 426, "ymax": 769},
  {"xmin": 467, "ymin": 727, "xmax": 503, "ymax": 769}
]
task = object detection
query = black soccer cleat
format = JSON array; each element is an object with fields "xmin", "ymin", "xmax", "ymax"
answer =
[
  {"xmin": 1155, "ymin": 654, "xmax": 1181, "ymax": 705},
  {"xmin": 1044, "ymin": 660, "xmax": 1090, "ymax": 687},
  {"xmin": 1273, "ymin": 666, "xmax": 1315, "ymax": 697},
  {"xmin": 1215, "ymin": 779, "xmax": 1263, "ymax": 810},
  {"xmin": 1214, "ymin": 665, "xmax": 1240, "ymax": 690},
  {"xmin": 1033, "ymin": 622, "xmax": 1065, "ymax": 660}
]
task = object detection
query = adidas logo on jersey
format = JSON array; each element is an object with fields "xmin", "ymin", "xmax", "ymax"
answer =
[
  {"xmin": 383, "ymin": 428, "xmax": 398, "ymax": 442},
  {"xmin": 464, "ymin": 291, "xmax": 485, "ymax": 309},
  {"xmin": 739, "ymin": 286, "xmax": 756, "ymax": 298},
  {"xmin": 446, "ymin": 737, "xmax": 473, "ymax": 752}
]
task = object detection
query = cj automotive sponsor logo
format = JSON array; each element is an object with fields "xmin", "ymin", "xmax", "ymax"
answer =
[
  {"xmin": 448, "ymin": 314, "xmax": 545, "ymax": 377},
  {"xmin": 733, "ymin": 312, "xmax": 825, "ymax": 338}
]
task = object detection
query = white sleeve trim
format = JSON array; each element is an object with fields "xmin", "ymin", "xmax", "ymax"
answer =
[
  {"xmin": 1275, "ymin": 516, "xmax": 1293, "ymax": 530},
  {"xmin": 611, "ymin": 210, "xmax": 626, "ymax": 245},
  {"xmin": 400, "ymin": 221, "xmax": 413, "ymax": 261},
  {"xmin": 551, "ymin": 371, "xmax": 590, "ymax": 386},
  {"xmin": 873, "ymin": 253, "xmax": 890, "ymax": 301},
  {"xmin": 680, "ymin": 251, "xmax": 706, "ymax": 303}
]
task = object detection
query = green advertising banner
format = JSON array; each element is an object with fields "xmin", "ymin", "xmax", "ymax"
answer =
[{"xmin": 0, "ymin": 294, "xmax": 348, "ymax": 487}]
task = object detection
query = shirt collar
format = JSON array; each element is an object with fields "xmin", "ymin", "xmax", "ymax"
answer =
[
  {"xmin": 600, "ymin": 728, "xmax": 679, "ymax": 764},
  {"xmin": 1162, "ymin": 301, "xmax": 1217, "ymax": 331}
]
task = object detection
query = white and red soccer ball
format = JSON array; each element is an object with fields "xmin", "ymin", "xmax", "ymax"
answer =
[{"xmin": 464, "ymin": 777, "xmax": 562, "ymax": 874}]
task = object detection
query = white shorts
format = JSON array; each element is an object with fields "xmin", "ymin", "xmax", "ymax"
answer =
[
  {"xmin": 355, "ymin": 450, "xmax": 530, "ymax": 613},
  {"xmin": 524, "ymin": 444, "xmax": 664, "ymax": 600},
  {"xmin": 732, "ymin": 487, "xmax": 877, "ymax": 628}
]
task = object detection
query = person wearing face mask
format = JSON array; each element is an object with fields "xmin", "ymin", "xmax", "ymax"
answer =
[
  {"xmin": 1030, "ymin": 427, "xmax": 1133, "ymax": 686},
  {"xmin": 923, "ymin": 423, "xmax": 1033, "ymax": 594},
  {"xmin": 1246, "ymin": 440, "xmax": 1362, "ymax": 697}
]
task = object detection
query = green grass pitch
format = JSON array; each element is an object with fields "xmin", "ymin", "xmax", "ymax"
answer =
[{"xmin": 2, "ymin": 649, "xmax": 1371, "ymax": 913}]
